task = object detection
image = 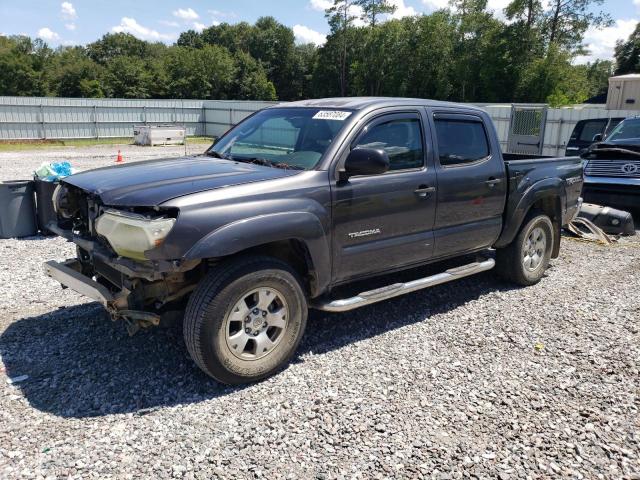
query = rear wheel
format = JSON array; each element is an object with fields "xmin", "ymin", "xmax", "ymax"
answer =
[
  {"xmin": 183, "ymin": 256, "xmax": 307, "ymax": 384},
  {"xmin": 496, "ymin": 213, "xmax": 553, "ymax": 286}
]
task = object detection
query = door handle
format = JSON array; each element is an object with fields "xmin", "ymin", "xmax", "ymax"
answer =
[
  {"xmin": 485, "ymin": 178, "xmax": 502, "ymax": 188},
  {"xmin": 414, "ymin": 185, "xmax": 436, "ymax": 197}
]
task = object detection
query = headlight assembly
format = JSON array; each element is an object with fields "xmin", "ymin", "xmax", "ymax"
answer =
[{"xmin": 95, "ymin": 209, "xmax": 176, "ymax": 261}]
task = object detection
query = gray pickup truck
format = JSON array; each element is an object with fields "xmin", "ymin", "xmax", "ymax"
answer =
[{"xmin": 45, "ymin": 98, "xmax": 583, "ymax": 384}]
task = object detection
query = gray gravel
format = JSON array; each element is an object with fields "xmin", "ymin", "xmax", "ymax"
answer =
[{"xmin": 1, "ymin": 145, "xmax": 639, "ymax": 479}]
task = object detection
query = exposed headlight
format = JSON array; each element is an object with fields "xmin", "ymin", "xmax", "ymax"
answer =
[
  {"xmin": 52, "ymin": 183, "xmax": 80, "ymax": 219},
  {"xmin": 95, "ymin": 209, "xmax": 176, "ymax": 261}
]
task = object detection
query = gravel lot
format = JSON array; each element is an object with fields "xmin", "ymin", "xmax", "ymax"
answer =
[{"xmin": 1, "ymin": 145, "xmax": 639, "ymax": 479}]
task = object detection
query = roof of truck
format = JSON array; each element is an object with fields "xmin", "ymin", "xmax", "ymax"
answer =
[{"xmin": 276, "ymin": 97, "xmax": 485, "ymax": 112}]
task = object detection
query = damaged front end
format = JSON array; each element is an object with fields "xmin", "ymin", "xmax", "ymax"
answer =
[{"xmin": 44, "ymin": 184, "xmax": 201, "ymax": 335}]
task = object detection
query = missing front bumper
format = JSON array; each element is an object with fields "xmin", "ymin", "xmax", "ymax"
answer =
[
  {"xmin": 44, "ymin": 260, "xmax": 114, "ymax": 307},
  {"xmin": 43, "ymin": 259, "xmax": 160, "ymax": 333}
]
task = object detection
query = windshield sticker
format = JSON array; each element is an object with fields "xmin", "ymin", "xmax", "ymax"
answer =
[{"xmin": 313, "ymin": 110, "xmax": 352, "ymax": 121}]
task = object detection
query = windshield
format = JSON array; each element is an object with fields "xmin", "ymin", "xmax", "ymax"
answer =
[
  {"xmin": 207, "ymin": 107, "xmax": 353, "ymax": 170},
  {"xmin": 605, "ymin": 118, "xmax": 640, "ymax": 145}
]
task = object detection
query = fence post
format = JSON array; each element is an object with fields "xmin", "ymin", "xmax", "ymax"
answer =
[
  {"xmin": 40, "ymin": 103, "xmax": 46, "ymax": 140},
  {"xmin": 143, "ymin": 105, "xmax": 147, "ymax": 125},
  {"xmin": 93, "ymin": 105, "xmax": 99, "ymax": 139},
  {"xmin": 229, "ymin": 107, "xmax": 234, "ymax": 130},
  {"xmin": 201, "ymin": 105, "xmax": 206, "ymax": 137}
]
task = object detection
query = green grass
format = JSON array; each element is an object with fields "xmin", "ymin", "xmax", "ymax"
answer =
[{"xmin": 0, "ymin": 136, "xmax": 214, "ymax": 152}]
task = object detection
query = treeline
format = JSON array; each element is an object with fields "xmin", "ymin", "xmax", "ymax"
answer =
[{"xmin": 0, "ymin": 0, "xmax": 637, "ymax": 105}]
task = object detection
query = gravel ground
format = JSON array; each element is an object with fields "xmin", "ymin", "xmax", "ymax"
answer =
[{"xmin": 1, "ymin": 145, "xmax": 639, "ymax": 479}]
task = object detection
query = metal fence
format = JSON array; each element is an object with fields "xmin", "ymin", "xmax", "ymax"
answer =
[
  {"xmin": 0, "ymin": 97, "xmax": 277, "ymax": 140},
  {"xmin": 0, "ymin": 96, "xmax": 638, "ymax": 156}
]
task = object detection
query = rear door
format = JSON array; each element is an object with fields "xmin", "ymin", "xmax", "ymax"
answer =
[
  {"xmin": 428, "ymin": 111, "xmax": 506, "ymax": 258},
  {"xmin": 566, "ymin": 119, "xmax": 607, "ymax": 156},
  {"xmin": 331, "ymin": 110, "xmax": 437, "ymax": 282}
]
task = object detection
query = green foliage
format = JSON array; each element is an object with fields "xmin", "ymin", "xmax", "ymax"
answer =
[
  {"xmin": 615, "ymin": 23, "xmax": 640, "ymax": 75},
  {"xmin": 0, "ymin": 2, "xmax": 625, "ymax": 104},
  {"xmin": 355, "ymin": 0, "xmax": 396, "ymax": 26},
  {"xmin": 164, "ymin": 45, "xmax": 235, "ymax": 99}
]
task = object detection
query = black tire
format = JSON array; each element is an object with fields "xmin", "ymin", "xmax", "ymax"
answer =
[
  {"xmin": 496, "ymin": 212, "xmax": 554, "ymax": 286},
  {"xmin": 183, "ymin": 256, "xmax": 308, "ymax": 384}
]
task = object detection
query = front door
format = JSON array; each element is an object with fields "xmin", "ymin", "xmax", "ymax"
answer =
[{"xmin": 331, "ymin": 111, "xmax": 437, "ymax": 283}]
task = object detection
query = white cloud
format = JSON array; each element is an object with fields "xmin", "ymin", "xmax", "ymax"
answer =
[
  {"xmin": 575, "ymin": 18, "xmax": 638, "ymax": 64},
  {"xmin": 310, "ymin": 0, "xmax": 332, "ymax": 11},
  {"xmin": 112, "ymin": 17, "xmax": 175, "ymax": 41},
  {"xmin": 61, "ymin": 2, "xmax": 77, "ymax": 20},
  {"xmin": 422, "ymin": 0, "xmax": 450, "ymax": 11},
  {"xmin": 159, "ymin": 20, "xmax": 180, "ymax": 27},
  {"xmin": 389, "ymin": 0, "xmax": 418, "ymax": 19},
  {"xmin": 486, "ymin": 0, "xmax": 510, "ymax": 18},
  {"xmin": 37, "ymin": 27, "xmax": 60, "ymax": 41},
  {"xmin": 635, "ymin": 0, "xmax": 640, "ymax": 10},
  {"xmin": 173, "ymin": 7, "xmax": 199, "ymax": 21},
  {"xmin": 293, "ymin": 24, "xmax": 327, "ymax": 45},
  {"xmin": 193, "ymin": 22, "xmax": 206, "ymax": 31},
  {"xmin": 309, "ymin": 0, "xmax": 365, "ymax": 24},
  {"xmin": 65, "ymin": 23, "xmax": 76, "ymax": 31}
]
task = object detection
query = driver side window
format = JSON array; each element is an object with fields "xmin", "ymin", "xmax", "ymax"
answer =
[{"xmin": 354, "ymin": 116, "xmax": 424, "ymax": 171}]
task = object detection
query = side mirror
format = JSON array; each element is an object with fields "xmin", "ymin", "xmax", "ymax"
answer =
[
  {"xmin": 592, "ymin": 133, "xmax": 603, "ymax": 143},
  {"xmin": 342, "ymin": 148, "xmax": 389, "ymax": 179}
]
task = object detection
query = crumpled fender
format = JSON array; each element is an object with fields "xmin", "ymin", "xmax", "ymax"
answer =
[{"xmin": 184, "ymin": 211, "xmax": 331, "ymax": 295}]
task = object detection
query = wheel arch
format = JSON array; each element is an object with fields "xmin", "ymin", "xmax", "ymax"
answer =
[
  {"xmin": 184, "ymin": 212, "xmax": 331, "ymax": 297},
  {"xmin": 495, "ymin": 178, "xmax": 565, "ymax": 258}
]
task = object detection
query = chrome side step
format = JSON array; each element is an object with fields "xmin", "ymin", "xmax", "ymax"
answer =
[{"xmin": 311, "ymin": 258, "xmax": 495, "ymax": 312}]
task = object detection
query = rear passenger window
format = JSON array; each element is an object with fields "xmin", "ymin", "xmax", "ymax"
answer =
[
  {"xmin": 434, "ymin": 119, "xmax": 490, "ymax": 166},
  {"xmin": 578, "ymin": 120, "xmax": 606, "ymax": 142},
  {"xmin": 355, "ymin": 118, "xmax": 424, "ymax": 171}
]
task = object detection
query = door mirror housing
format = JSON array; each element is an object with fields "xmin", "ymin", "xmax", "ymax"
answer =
[
  {"xmin": 592, "ymin": 133, "xmax": 603, "ymax": 143},
  {"xmin": 342, "ymin": 148, "xmax": 390, "ymax": 179}
]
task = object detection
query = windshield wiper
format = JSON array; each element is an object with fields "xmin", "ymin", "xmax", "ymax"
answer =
[
  {"xmin": 234, "ymin": 157, "xmax": 305, "ymax": 170},
  {"xmin": 205, "ymin": 150, "xmax": 231, "ymax": 160}
]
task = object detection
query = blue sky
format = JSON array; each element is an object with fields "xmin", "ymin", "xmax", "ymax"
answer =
[{"xmin": 0, "ymin": 0, "xmax": 637, "ymax": 63}]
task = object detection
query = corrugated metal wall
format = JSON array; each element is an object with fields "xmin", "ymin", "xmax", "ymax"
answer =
[
  {"xmin": 481, "ymin": 105, "xmax": 638, "ymax": 156},
  {"xmin": 0, "ymin": 97, "xmax": 277, "ymax": 140},
  {"xmin": 0, "ymin": 96, "xmax": 637, "ymax": 156}
]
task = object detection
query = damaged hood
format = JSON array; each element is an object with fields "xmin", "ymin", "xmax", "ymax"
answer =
[{"xmin": 63, "ymin": 156, "xmax": 300, "ymax": 206}]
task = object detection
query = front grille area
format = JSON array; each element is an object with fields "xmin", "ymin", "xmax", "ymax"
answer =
[{"xmin": 585, "ymin": 160, "xmax": 640, "ymax": 178}]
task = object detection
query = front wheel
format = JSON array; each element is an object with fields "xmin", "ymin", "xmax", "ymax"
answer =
[
  {"xmin": 183, "ymin": 256, "xmax": 308, "ymax": 384},
  {"xmin": 496, "ymin": 213, "xmax": 554, "ymax": 286}
]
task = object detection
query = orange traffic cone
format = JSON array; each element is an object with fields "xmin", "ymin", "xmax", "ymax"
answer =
[{"xmin": 116, "ymin": 150, "xmax": 123, "ymax": 163}]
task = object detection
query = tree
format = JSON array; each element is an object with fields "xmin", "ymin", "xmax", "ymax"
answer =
[
  {"xmin": 248, "ymin": 17, "xmax": 298, "ymax": 100},
  {"xmin": 164, "ymin": 45, "xmax": 235, "ymax": 99},
  {"xmin": 585, "ymin": 59, "xmax": 614, "ymax": 96},
  {"xmin": 47, "ymin": 46, "xmax": 102, "ymax": 97},
  {"xmin": 231, "ymin": 51, "xmax": 277, "ymax": 100},
  {"xmin": 86, "ymin": 33, "xmax": 151, "ymax": 64},
  {"xmin": 505, "ymin": 0, "xmax": 542, "ymax": 29},
  {"xmin": 614, "ymin": 23, "xmax": 640, "ymax": 75},
  {"xmin": 325, "ymin": 0, "xmax": 359, "ymax": 96},
  {"xmin": 0, "ymin": 36, "xmax": 49, "ymax": 96},
  {"xmin": 355, "ymin": 0, "xmax": 396, "ymax": 26},
  {"xmin": 177, "ymin": 30, "xmax": 204, "ymax": 49},
  {"xmin": 543, "ymin": 0, "xmax": 611, "ymax": 51},
  {"xmin": 102, "ymin": 56, "xmax": 154, "ymax": 98},
  {"xmin": 516, "ymin": 44, "xmax": 590, "ymax": 105}
]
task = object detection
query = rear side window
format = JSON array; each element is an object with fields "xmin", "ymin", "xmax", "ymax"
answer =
[
  {"xmin": 434, "ymin": 119, "xmax": 490, "ymax": 166},
  {"xmin": 354, "ymin": 117, "xmax": 424, "ymax": 171},
  {"xmin": 576, "ymin": 120, "xmax": 606, "ymax": 142}
]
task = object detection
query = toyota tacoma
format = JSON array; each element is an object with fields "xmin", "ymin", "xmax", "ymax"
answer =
[{"xmin": 44, "ymin": 98, "xmax": 584, "ymax": 384}]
